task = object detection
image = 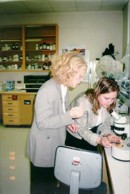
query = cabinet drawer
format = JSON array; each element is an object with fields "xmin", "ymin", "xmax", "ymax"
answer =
[
  {"xmin": 3, "ymin": 117, "xmax": 20, "ymax": 125},
  {"xmin": 3, "ymin": 112, "xmax": 19, "ymax": 117},
  {"xmin": 2, "ymin": 100, "xmax": 19, "ymax": 107},
  {"xmin": 2, "ymin": 94, "xmax": 19, "ymax": 101},
  {"xmin": 3, "ymin": 106, "xmax": 19, "ymax": 113}
]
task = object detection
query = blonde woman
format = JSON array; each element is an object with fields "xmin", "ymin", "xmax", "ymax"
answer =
[
  {"xmin": 27, "ymin": 52, "xmax": 87, "ymax": 185},
  {"xmin": 66, "ymin": 77, "xmax": 122, "ymax": 151}
]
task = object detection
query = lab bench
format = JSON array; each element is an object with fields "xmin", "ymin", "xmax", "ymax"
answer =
[{"xmin": 104, "ymin": 147, "xmax": 130, "ymax": 194}]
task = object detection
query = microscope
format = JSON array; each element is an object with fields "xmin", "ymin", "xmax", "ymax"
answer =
[
  {"xmin": 109, "ymin": 109, "xmax": 130, "ymax": 161},
  {"xmin": 109, "ymin": 109, "xmax": 130, "ymax": 139}
]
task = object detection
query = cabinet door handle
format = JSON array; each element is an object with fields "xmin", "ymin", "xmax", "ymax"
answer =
[
  {"xmin": 9, "ymin": 120, "xmax": 14, "ymax": 122},
  {"xmin": 5, "ymin": 97, "xmax": 12, "ymax": 100}
]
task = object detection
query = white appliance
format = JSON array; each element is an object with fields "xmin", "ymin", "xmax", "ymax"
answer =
[{"xmin": 111, "ymin": 137, "xmax": 130, "ymax": 161}]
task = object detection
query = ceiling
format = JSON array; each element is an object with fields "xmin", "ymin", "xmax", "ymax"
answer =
[{"xmin": 0, "ymin": 0, "xmax": 129, "ymax": 15}]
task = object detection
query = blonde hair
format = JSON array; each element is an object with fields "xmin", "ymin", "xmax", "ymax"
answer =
[
  {"xmin": 85, "ymin": 77, "xmax": 120, "ymax": 114},
  {"xmin": 50, "ymin": 52, "xmax": 87, "ymax": 84}
]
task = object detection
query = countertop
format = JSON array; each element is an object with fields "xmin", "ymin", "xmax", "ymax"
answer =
[
  {"xmin": 104, "ymin": 147, "xmax": 130, "ymax": 194},
  {"xmin": 0, "ymin": 90, "xmax": 36, "ymax": 95}
]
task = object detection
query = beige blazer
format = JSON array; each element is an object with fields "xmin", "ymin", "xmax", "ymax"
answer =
[{"xmin": 27, "ymin": 78, "xmax": 72, "ymax": 167}]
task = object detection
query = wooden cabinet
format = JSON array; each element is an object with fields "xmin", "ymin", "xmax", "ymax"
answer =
[
  {"xmin": 2, "ymin": 93, "xmax": 36, "ymax": 126},
  {"xmin": 18, "ymin": 94, "xmax": 35, "ymax": 125},
  {"xmin": 0, "ymin": 24, "xmax": 59, "ymax": 72},
  {"xmin": 25, "ymin": 24, "xmax": 58, "ymax": 71},
  {"xmin": 0, "ymin": 26, "xmax": 24, "ymax": 71}
]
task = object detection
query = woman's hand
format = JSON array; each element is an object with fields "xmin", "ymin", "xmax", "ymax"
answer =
[
  {"xmin": 99, "ymin": 134, "xmax": 122, "ymax": 148},
  {"xmin": 100, "ymin": 136, "xmax": 113, "ymax": 148},
  {"xmin": 69, "ymin": 106, "xmax": 84, "ymax": 118},
  {"xmin": 67, "ymin": 123, "xmax": 78, "ymax": 133},
  {"xmin": 107, "ymin": 134, "xmax": 122, "ymax": 144}
]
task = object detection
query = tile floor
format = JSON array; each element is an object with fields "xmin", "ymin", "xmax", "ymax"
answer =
[{"xmin": 0, "ymin": 124, "xmax": 30, "ymax": 194}]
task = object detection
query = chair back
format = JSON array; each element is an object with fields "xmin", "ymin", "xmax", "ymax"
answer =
[{"xmin": 54, "ymin": 146, "xmax": 103, "ymax": 194}]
